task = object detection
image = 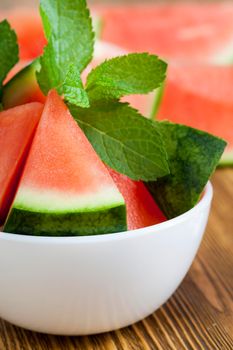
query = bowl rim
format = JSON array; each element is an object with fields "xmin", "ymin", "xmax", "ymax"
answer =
[{"xmin": 0, "ymin": 182, "xmax": 213, "ymax": 244}]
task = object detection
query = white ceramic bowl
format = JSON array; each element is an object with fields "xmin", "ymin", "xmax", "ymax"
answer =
[{"xmin": 0, "ymin": 182, "xmax": 213, "ymax": 335}]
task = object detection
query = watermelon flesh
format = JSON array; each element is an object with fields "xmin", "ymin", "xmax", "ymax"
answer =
[
  {"xmin": 0, "ymin": 103, "xmax": 43, "ymax": 226},
  {"xmin": 108, "ymin": 168, "xmax": 166, "ymax": 230},
  {"xmin": 99, "ymin": 3, "xmax": 233, "ymax": 64},
  {"xmin": 156, "ymin": 64, "xmax": 233, "ymax": 163},
  {"xmin": 4, "ymin": 90, "xmax": 126, "ymax": 236}
]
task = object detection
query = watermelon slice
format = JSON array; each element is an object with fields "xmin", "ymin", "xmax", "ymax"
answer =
[
  {"xmin": 99, "ymin": 3, "xmax": 233, "ymax": 64},
  {"xmin": 0, "ymin": 102, "xmax": 43, "ymax": 226},
  {"xmin": 156, "ymin": 64, "xmax": 233, "ymax": 164},
  {"xmin": 145, "ymin": 121, "xmax": 226, "ymax": 219},
  {"xmin": 4, "ymin": 90, "xmax": 126, "ymax": 236},
  {"xmin": 2, "ymin": 59, "xmax": 46, "ymax": 109},
  {"xmin": 108, "ymin": 168, "xmax": 166, "ymax": 230}
]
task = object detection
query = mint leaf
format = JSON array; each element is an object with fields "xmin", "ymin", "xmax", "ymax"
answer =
[
  {"xmin": 37, "ymin": 42, "xmax": 58, "ymax": 94},
  {"xmin": 145, "ymin": 121, "xmax": 227, "ymax": 218},
  {"xmin": 63, "ymin": 64, "xmax": 89, "ymax": 108},
  {"xmin": 37, "ymin": 0, "xmax": 94, "ymax": 95},
  {"xmin": 0, "ymin": 20, "xmax": 19, "ymax": 89},
  {"xmin": 86, "ymin": 53, "xmax": 167, "ymax": 102},
  {"xmin": 69, "ymin": 101, "xmax": 169, "ymax": 181}
]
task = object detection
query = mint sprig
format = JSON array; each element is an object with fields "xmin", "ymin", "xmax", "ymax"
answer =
[
  {"xmin": 34, "ymin": 0, "xmax": 170, "ymax": 181},
  {"xmin": 69, "ymin": 101, "xmax": 169, "ymax": 181},
  {"xmin": 0, "ymin": 20, "xmax": 19, "ymax": 92},
  {"xmin": 37, "ymin": 0, "xmax": 94, "ymax": 96},
  {"xmin": 86, "ymin": 53, "xmax": 167, "ymax": 102}
]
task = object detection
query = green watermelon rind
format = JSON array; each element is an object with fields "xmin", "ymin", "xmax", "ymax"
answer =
[
  {"xmin": 4, "ymin": 184, "xmax": 127, "ymax": 236},
  {"xmin": 145, "ymin": 121, "xmax": 227, "ymax": 219},
  {"xmin": 4, "ymin": 203, "xmax": 126, "ymax": 236},
  {"xmin": 93, "ymin": 14, "xmax": 104, "ymax": 40},
  {"xmin": 218, "ymin": 149, "xmax": 233, "ymax": 167},
  {"xmin": 211, "ymin": 43, "xmax": 233, "ymax": 65},
  {"xmin": 11, "ymin": 185, "xmax": 125, "ymax": 214},
  {"xmin": 149, "ymin": 83, "xmax": 165, "ymax": 120},
  {"xmin": 2, "ymin": 59, "xmax": 40, "ymax": 109}
]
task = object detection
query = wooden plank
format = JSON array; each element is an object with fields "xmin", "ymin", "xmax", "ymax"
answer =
[{"xmin": 0, "ymin": 169, "xmax": 232, "ymax": 349}]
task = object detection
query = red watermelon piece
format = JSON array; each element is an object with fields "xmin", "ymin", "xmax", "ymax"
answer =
[
  {"xmin": 156, "ymin": 64, "xmax": 233, "ymax": 164},
  {"xmin": 0, "ymin": 102, "xmax": 43, "ymax": 225},
  {"xmin": 108, "ymin": 168, "xmax": 166, "ymax": 230},
  {"xmin": 4, "ymin": 90, "xmax": 126, "ymax": 236},
  {"xmin": 99, "ymin": 3, "xmax": 233, "ymax": 64}
]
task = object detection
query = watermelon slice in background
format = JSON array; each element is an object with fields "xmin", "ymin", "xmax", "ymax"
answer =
[
  {"xmin": 4, "ymin": 90, "xmax": 126, "ymax": 236},
  {"xmin": 0, "ymin": 102, "xmax": 43, "ymax": 226},
  {"xmin": 99, "ymin": 3, "xmax": 233, "ymax": 64},
  {"xmin": 156, "ymin": 64, "xmax": 233, "ymax": 165},
  {"xmin": 97, "ymin": 3, "xmax": 233, "ymax": 165},
  {"xmin": 108, "ymin": 168, "xmax": 166, "ymax": 230}
]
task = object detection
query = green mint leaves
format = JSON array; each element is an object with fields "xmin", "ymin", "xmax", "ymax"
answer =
[
  {"xmin": 0, "ymin": 20, "xmax": 19, "ymax": 92},
  {"xmin": 69, "ymin": 102, "xmax": 169, "ymax": 181},
  {"xmin": 145, "ymin": 121, "xmax": 227, "ymax": 218},
  {"xmin": 37, "ymin": 0, "xmax": 94, "ymax": 96},
  {"xmin": 35, "ymin": 0, "xmax": 169, "ymax": 181},
  {"xmin": 86, "ymin": 53, "xmax": 167, "ymax": 101}
]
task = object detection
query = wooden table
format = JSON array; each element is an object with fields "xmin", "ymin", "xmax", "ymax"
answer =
[{"xmin": 0, "ymin": 168, "xmax": 232, "ymax": 349}]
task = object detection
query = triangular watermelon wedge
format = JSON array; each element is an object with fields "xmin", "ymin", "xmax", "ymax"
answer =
[
  {"xmin": 4, "ymin": 90, "xmax": 126, "ymax": 236},
  {"xmin": 156, "ymin": 64, "xmax": 233, "ymax": 165},
  {"xmin": 0, "ymin": 102, "xmax": 43, "ymax": 226},
  {"xmin": 108, "ymin": 168, "xmax": 166, "ymax": 230}
]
